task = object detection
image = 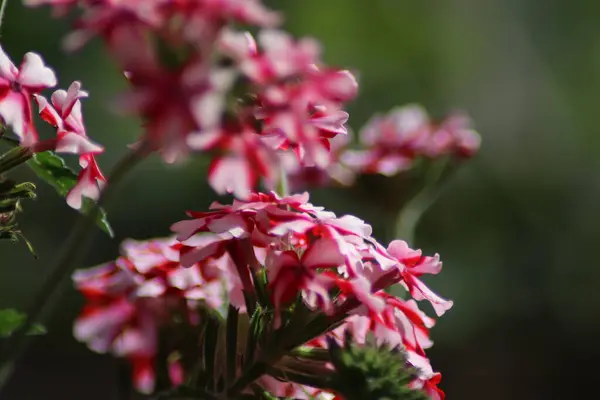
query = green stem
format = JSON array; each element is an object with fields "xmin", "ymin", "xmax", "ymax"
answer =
[
  {"xmin": 0, "ymin": 145, "xmax": 148, "ymax": 391},
  {"xmin": 277, "ymin": 164, "xmax": 289, "ymax": 197},
  {"xmin": 0, "ymin": 147, "xmax": 33, "ymax": 175},
  {"xmin": 394, "ymin": 159, "xmax": 455, "ymax": 245},
  {"xmin": 0, "ymin": 0, "xmax": 8, "ymax": 33}
]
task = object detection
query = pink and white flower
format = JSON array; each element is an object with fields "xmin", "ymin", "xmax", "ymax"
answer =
[
  {"xmin": 0, "ymin": 46, "xmax": 57, "ymax": 146},
  {"xmin": 33, "ymin": 81, "xmax": 107, "ymax": 210}
]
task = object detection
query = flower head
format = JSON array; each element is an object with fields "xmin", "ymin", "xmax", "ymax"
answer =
[
  {"xmin": 73, "ymin": 236, "xmax": 242, "ymax": 393},
  {"xmin": 342, "ymin": 104, "xmax": 480, "ymax": 177}
]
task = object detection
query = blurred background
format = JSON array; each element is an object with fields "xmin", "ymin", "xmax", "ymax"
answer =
[{"xmin": 1, "ymin": 0, "xmax": 599, "ymax": 398}]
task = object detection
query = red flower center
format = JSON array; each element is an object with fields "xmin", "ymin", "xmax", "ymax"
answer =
[{"xmin": 9, "ymin": 81, "xmax": 22, "ymax": 93}]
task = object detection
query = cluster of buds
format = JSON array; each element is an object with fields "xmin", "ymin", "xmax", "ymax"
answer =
[{"xmin": 74, "ymin": 191, "xmax": 450, "ymax": 398}]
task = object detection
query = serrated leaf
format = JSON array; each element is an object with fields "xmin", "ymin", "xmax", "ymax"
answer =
[
  {"xmin": 0, "ymin": 309, "xmax": 46, "ymax": 338},
  {"xmin": 27, "ymin": 151, "xmax": 113, "ymax": 237}
]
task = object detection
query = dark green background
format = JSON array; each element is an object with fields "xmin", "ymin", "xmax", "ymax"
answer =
[{"xmin": 1, "ymin": 0, "xmax": 599, "ymax": 398}]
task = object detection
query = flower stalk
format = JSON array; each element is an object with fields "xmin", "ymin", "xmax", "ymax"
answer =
[{"xmin": 0, "ymin": 146, "xmax": 33, "ymax": 175}]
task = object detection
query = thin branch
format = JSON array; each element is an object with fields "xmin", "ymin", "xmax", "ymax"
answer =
[{"xmin": 0, "ymin": 0, "xmax": 8, "ymax": 34}]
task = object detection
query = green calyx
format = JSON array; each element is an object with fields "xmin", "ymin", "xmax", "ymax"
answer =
[
  {"xmin": 326, "ymin": 333, "xmax": 428, "ymax": 400},
  {"xmin": 0, "ymin": 178, "xmax": 37, "ymax": 256}
]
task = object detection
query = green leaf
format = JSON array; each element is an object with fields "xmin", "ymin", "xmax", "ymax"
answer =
[
  {"xmin": 0, "ymin": 309, "xmax": 46, "ymax": 338},
  {"xmin": 27, "ymin": 151, "xmax": 113, "ymax": 237}
]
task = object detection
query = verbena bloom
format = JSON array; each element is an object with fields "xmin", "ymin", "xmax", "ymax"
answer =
[
  {"xmin": 218, "ymin": 28, "xmax": 358, "ymax": 166},
  {"xmin": 386, "ymin": 239, "xmax": 454, "ymax": 317},
  {"xmin": 117, "ymin": 60, "xmax": 236, "ymax": 163},
  {"xmin": 281, "ymin": 127, "xmax": 356, "ymax": 190},
  {"xmin": 75, "ymin": 191, "xmax": 451, "ymax": 397},
  {"xmin": 0, "ymin": 45, "xmax": 106, "ymax": 210},
  {"xmin": 34, "ymin": 81, "xmax": 102, "ymax": 155},
  {"xmin": 73, "ymin": 236, "xmax": 242, "ymax": 393},
  {"xmin": 171, "ymin": 191, "xmax": 448, "ymax": 389},
  {"xmin": 26, "ymin": 1, "xmax": 356, "ymax": 200},
  {"xmin": 34, "ymin": 82, "xmax": 107, "ymax": 209},
  {"xmin": 25, "ymin": 0, "xmax": 280, "ymax": 170},
  {"xmin": 342, "ymin": 104, "xmax": 480, "ymax": 176},
  {"xmin": 0, "ymin": 45, "xmax": 57, "ymax": 146}
]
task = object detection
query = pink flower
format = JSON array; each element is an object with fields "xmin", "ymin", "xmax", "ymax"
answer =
[
  {"xmin": 220, "ymin": 29, "xmax": 358, "ymax": 170},
  {"xmin": 61, "ymin": 0, "xmax": 167, "ymax": 54},
  {"xmin": 83, "ymin": 191, "xmax": 454, "ymax": 396},
  {"xmin": 257, "ymin": 68, "xmax": 357, "ymax": 168},
  {"xmin": 342, "ymin": 104, "xmax": 481, "ymax": 177},
  {"xmin": 163, "ymin": 0, "xmax": 280, "ymax": 43},
  {"xmin": 255, "ymin": 375, "xmax": 334, "ymax": 399},
  {"xmin": 173, "ymin": 191, "xmax": 412, "ymax": 323},
  {"xmin": 0, "ymin": 46, "xmax": 57, "ymax": 146},
  {"xmin": 188, "ymin": 120, "xmax": 279, "ymax": 199},
  {"xmin": 34, "ymin": 81, "xmax": 104, "ymax": 155},
  {"xmin": 282, "ymin": 125, "xmax": 356, "ymax": 190},
  {"xmin": 23, "ymin": 0, "xmax": 78, "ymax": 14},
  {"xmin": 428, "ymin": 111, "xmax": 481, "ymax": 158},
  {"xmin": 234, "ymin": 29, "xmax": 322, "ymax": 84},
  {"xmin": 387, "ymin": 240, "xmax": 453, "ymax": 316},
  {"xmin": 410, "ymin": 372, "xmax": 445, "ymax": 400},
  {"xmin": 118, "ymin": 60, "xmax": 235, "ymax": 163},
  {"xmin": 65, "ymin": 154, "xmax": 107, "ymax": 210},
  {"xmin": 267, "ymin": 238, "xmax": 344, "ymax": 325},
  {"xmin": 342, "ymin": 104, "xmax": 430, "ymax": 176},
  {"xmin": 72, "ymin": 236, "xmax": 241, "ymax": 393},
  {"xmin": 31, "ymin": 81, "xmax": 107, "ymax": 210}
]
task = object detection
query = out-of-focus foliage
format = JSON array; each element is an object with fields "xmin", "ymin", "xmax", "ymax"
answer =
[{"xmin": 0, "ymin": 0, "xmax": 599, "ymax": 398}]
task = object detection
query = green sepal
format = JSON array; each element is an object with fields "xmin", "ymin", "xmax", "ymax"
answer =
[
  {"xmin": 326, "ymin": 333, "xmax": 428, "ymax": 400},
  {"xmin": 0, "ymin": 309, "xmax": 46, "ymax": 338}
]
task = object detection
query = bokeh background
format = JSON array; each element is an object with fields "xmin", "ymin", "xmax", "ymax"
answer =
[{"xmin": 1, "ymin": 0, "xmax": 599, "ymax": 398}]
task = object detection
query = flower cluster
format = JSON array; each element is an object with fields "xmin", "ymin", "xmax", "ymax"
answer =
[
  {"xmin": 0, "ymin": 46, "xmax": 104, "ymax": 209},
  {"xmin": 16, "ymin": 1, "xmax": 479, "ymax": 399},
  {"xmin": 72, "ymin": 236, "xmax": 244, "ymax": 393},
  {"xmin": 279, "ymin": 104, "xmax": 481, "ymax": 191},
  {"xmin": 342, "ymin": 104, "xmax": 480, "ymax": 177},
  {"xmin": 74, "ymin": 191, "xmax": 451, "ymax": 397},
  {"xmin": 26, "ymin": 0, "xmax": 357, "ymax": 200}
]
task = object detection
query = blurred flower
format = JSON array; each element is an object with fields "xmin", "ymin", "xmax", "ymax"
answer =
[
  {"xmin": 281, "ymin": 124, "xmax": 356, "ymax": 191},
  {"xmin": 217, "ymin": 29, "xmax": 357, "ymax": 190},
  {"xmin": 72, "ymin": 236, "xmax": 242, "ymax": 393},
  {"xmin": 342, "ymin": 104, "xmax": 480, "ymax": 177},
  {"xmin": 117, "ymin": 60, "xmax": 236, "ymax": 163}
]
